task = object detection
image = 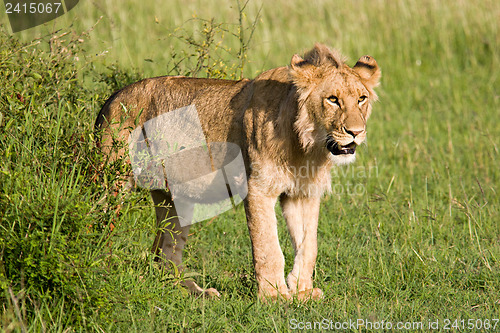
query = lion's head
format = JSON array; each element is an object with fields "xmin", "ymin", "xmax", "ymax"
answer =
[{"xmin": 290, "ymin": 44, "xmax": 381, "ymax": 165}]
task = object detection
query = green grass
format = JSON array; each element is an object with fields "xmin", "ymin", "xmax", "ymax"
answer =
[{"xmin": 1, "ymin": 0, "xmax": 499, "ymax": 331}]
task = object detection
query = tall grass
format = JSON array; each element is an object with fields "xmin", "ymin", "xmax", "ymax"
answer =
[{"xmin": 1, "ymin": 0, "xmax": 499, "ymax": 331}]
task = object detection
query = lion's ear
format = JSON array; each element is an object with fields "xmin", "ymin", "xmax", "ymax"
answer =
[
  {"xmin": 290, "ymin": 54, "xmax": 308, "ymax": 70},
  {"xmin": 353, "ymin": 56, "xmax": 381, "ymax": 89},
  {"xmin": 290, "ymin": 54, "xmax": 317, "ymax": 86}
]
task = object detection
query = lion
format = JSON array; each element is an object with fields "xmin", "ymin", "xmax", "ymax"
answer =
[{"xmin": 95, "ymin": 43, "xmax": 381, "ymax": 300}]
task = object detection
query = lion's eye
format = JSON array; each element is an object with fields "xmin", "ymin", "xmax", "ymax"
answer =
[
  {"xmin": 326, "ymin": 96, "xmax": 339, "ymax": 106},
  {"xmin": 358, "ymin": 95, "xmax": 368, "ymax": 104}
]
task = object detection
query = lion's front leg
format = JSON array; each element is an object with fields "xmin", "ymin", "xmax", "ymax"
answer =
[
  {"xmin": 244, "ymin": 191, "xmax": 289, "ymax": 300},
  {"xmin": 280, "ymin": 194, "xmax": 323, "ymax": 300}
]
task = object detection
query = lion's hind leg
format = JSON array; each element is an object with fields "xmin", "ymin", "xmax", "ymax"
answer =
[{"xmin": 150, "ymin": 190, "xmax": 220, "ymax": 298}]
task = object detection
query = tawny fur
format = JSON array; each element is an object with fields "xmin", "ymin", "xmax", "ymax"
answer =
[{"xmin": 95, "ymin": 44, "xmax": 381, "ymax": 300}]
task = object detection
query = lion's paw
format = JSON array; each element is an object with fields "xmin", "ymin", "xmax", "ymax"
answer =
[
  {"xmin": 296, "ymin": 288, "xmax": 324, "ymax": 301},
  {"xmin": 258, "ymin": 288, "xmax": 291, "ymax": 303},
  {"xmin": 203, "ymin": 287, "xmax": 221, "ymax": 298}
]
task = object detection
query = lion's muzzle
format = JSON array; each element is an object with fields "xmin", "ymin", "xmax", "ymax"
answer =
[{"xmin": 326, "ymin": 136, "xmax": 357, "ymax": 155}]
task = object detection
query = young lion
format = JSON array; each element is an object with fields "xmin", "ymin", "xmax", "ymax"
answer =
[{"xmin": 95, "ymin": 44, "xmax": 381, "ymax": 300}]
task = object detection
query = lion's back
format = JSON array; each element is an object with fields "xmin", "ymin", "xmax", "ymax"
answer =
[{"xmin": 95, "ymin": 76, "xmax": 248, "ymax": 131}]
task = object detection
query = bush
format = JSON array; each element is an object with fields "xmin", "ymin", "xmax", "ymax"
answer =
[{"xmin": 0, "ymin": 25, "xmax": 132, "ymax": 327}]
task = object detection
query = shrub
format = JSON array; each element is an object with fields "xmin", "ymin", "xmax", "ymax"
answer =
[{"xmin": 0, "ymin": 25, "xmax": 127, "ymax": 325}]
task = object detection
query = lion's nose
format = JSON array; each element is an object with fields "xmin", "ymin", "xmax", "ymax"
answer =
[{"xmin": 344, "ymin": 127, "xmax": 363, "ymax": 138}]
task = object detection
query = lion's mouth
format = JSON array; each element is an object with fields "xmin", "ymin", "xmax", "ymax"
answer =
[{"xmin": 326, "ymin": 137, "xmax": 357, "ymax": 155}]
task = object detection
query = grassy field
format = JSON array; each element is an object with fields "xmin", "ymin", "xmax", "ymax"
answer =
[{"xmin": 1, "ymin": 0, "xmax": 499, "ymax": 331}]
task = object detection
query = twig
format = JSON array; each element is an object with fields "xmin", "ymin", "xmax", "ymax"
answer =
[{"xmin": 8, "ymin": 286, "xmax": 26, "ymax": 333}]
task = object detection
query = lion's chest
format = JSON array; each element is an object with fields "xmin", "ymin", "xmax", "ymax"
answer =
[{"xmin": 249, "ymin": 160, "xmax": 332, "ymax": 198}]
